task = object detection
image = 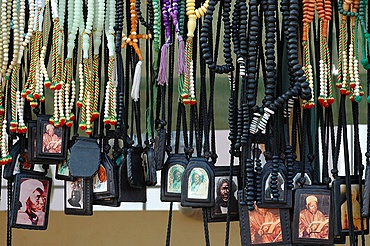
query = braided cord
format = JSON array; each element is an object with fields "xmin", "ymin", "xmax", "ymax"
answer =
[
  {"xmin": 337, "ymin": 21, "xmax": 346, "ymax": 87},
  {"xmin": 51, "ymin": 18, "xmax": 59, "ymax": 86},
  {"xmin": 165, "ymin": 202, "xmax": 173, "ymax": 246},
  {"xmin": 92, "ymin": 54, "xmax": 100, "ymax": 118},
  {"xmin": 182, "ymin": 40, "xmax": 193, "ymax": 102},
  {"xmin": 10, "ymin": 66, "xmax": 18, "ymax": 132},
  {"xmin": 202, "ymin": 208, "xmax": 210, "ymax": 246}
]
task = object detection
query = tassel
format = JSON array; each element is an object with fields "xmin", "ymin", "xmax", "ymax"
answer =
[
  {"xmin": 131, "ymin": 60, "xmax": 142, "ymax": 101},
  {"xmin": 177, "ymin": 36, "xmax": 187, "ymax": 75},
  {"xmin": 157, "ymin": 43, "xmax": 169, "ymax": 85}
]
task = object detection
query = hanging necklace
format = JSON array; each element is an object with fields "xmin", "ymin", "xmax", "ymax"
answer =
[
  {"xmin": 301, "ymin": 0, "xmax": 315, "ymax": 109},
  {"xmin": 8, "ymin": 0, "xmax": 29, "ymax": 134},
  {"xmin": 182, "ymin": 0, "xmax": 210, "ymax": 104},
  {"xmin": 255, "ymin": 0, "xmax": 311, "ymax": 133},
  {"xmin": 64, "ymin": 0, "xmax": 83, "ymax": 129},
  {"xmin": 122, "ymin": 0, "xmax": 151, "ymax": 102},
  {"xmin": 199, "ymin": 0, "xmax": 234, "ymax": 74},
  {"xmin": 337, "ymin": 0, "xmax": 364, "ymax": 103},
  {"xmin": 21, "ymin": 0, "xmax": 46, "ymax": 109},
  {"xmin": 317, "ymin": 0, "xmax": 334, "ymax": 107},
  {"xmin": 103, "ymin": 0, "xmax": 117, "ymax": 126},
  {"xmin": 90, "ymin": 0, "xmax": 105, "ymax": 125}
]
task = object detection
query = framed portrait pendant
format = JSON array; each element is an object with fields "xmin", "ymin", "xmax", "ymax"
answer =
[
  {"xmin": 332, "ymin": 177, "xmax": 369, "ymax": 236},
  {"xmin": 239, "ymin": 198, "xmax": 292, "ymax": 245},
  {"xmin": 93, "ymin": 153, "xmax": 118, "ymax": 201},
  {"xmin": 160, "ymin": 154, "xmax": 188, "ymax": 202},
  {"xmin": 292, "ymin": 186, "xmax": 333, "ymax": 245},
  {"xmin": 181, "ymin": 157, "xmax": 214, "ymax": 207},
  {"xmin": 11, "ymin": 174, "xmax": 52, "ymax": 230},
  {"xmin": 36, "ymin": 115, "xmax": 68, "ymax": 161},
  {"xmin": 259, "ymin": 158, "xmax": 292, "ymax": 209},
  {"xmin": 207, "ymin": 166, "xmax": 240, "ymax": 222},
  {"xmin": 64, "ymin": 177, "xmax": 93, "ymax": 216}
]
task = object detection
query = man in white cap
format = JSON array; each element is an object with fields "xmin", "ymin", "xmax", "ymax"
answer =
[
  {"xmin": 188, "ymin": 169, "xmax": 208, "ymax": 199},
  {"xmin": 42, "ymin": 124, "xmax": 62, "ymax": 153},
  {"xmin": 16, "ymin": 178, "xmax": 46, "ymax": 226},
  {"xmin": 298, "ymin": 195, "xmax": 328, "ymax": 239}
]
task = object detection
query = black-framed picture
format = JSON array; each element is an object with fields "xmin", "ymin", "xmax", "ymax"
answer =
[
  {"xmin": 292, "ymin": 187, "xmax": 333, "ymax": 245},
  {"xmin": 207, "ymin": 166, "xmax": 240, "ymax": 222},
  {"xmin": 161, "ymin": 154, "xmax": 188, "ymax": 202},
  {"xmin": 27, "ymin": 121, "xmax": 58, "ymax": 164},
  {"xmin": 93, "ymin": 153, "xmax": 117, "ymax": 201},
  {"xmin": 55, "ymin": 151, "xmax": 72, "ymax": 181},
  {"xmin": 12, "ymin": 153, "xmax": 30, "ymax": 176},
  {"xmin": 239, "ymin": 201, "xmax": 291, "ymax": 245},
  {"xmin": 259, "ymin": 160, "xmax": 292, "ymax": 209},
  {"xmin": 181, "ymin": 157, "xmax": 215, "ymax": 207},
  {"xmin": 11, "ymin": 174, "xmax": 52, "ymax": 230},
  {"xmin": 36, "ymin": 115, "xmax": 68, "ymax": 160},
  {"xmin": 64, "ymin": 178, "xmax": 93, "ymax": 216},
  {"xmin": 332, "ymin": 178, "xmax": 369, "ymax": 236}
]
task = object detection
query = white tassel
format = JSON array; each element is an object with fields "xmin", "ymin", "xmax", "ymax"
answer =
[{"xmin": 131, "ymin": 61, "xmax": 142, "ymax": 101}]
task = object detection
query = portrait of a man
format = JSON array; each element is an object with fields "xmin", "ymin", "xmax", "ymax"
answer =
[
  {"xmin": 298, "ymin": 195, "xmax": 329, "ymax": 239},
  {"xmin": 249, "ymin": 203, "xmax": 282, "ymax": 244},
  {"xmin": 42, "ymin": 124, "xmax": 62, "ymax": 153},
  {"xmin": 16, "ymin": 178, "xmax": 48, "ymax": 226},
  {"xmin": 341, "ymin": 184, "xmax": 366, "ymax": 231},
  {"xmin": 168, "ymin": 164, "xmax": 185, "ymax": 193},
  {"xmin": 67, "ymin": 179, "xmax": 83, "ymax": 209},
  {"xmin": 188, "ymin": 168, "xmax": 208, "ymax": 199},
  {"xmin": 214, "ymin": 177, "xmax": 238, "ymax": 215}
]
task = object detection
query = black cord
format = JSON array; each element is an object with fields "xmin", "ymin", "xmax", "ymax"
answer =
[
  {"xmin": 165, "ymin": 202, "xmax": 173, "ymax": 246},
  {"xmin": 7, "ymin": 180, "xmax": 12, "ymax": 246},
  {"xmin": 341, "ymin": 95, "xmax": 356, "ymax": 245}
]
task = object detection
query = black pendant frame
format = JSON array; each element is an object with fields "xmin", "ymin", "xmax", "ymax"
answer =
[
  {"xmin": 11, "ymin": 173, "xmax": 52, "ymax": 230},
  {"xmin": 292, "ymin": 186, "xmax": 333, "ymax": 245},
  {"xmin": 180, "ymin": 157, "xmax": 215, "ymax": 207},
  {"xmin": 259, "ymin": 159, "xmax": 292, "ymax": 209},
  {"xmin": 36, "ymin": 115, "xmax": 69, "ymax": 161},
  {"xmin": 93, "ymin": 152, "xmax": 118, "ymax": 201},
  {"xmin": 127, "ymin": 146, "xmax": 145, "ymax": 188},
  {"xmin": 207, "ymin": 165, "xmax": 240, "ymax": 222},
  {"xmin": 239, "ymin": 199, "xmax": 292, "ymax": 245},
  {"xmin": 332, "ymin": 177, "xmax": 369, "ymax": 236},
  {"xmin": 160, "ymin": 153, "xmax": 188, "ymax": 202},
  {"xmin": 64, "ymin": 177, "xmax": 93, "ymax": 216},
  {"xmin": 118, "ymin": 156, "xmax": 147, "ymax": 203}
]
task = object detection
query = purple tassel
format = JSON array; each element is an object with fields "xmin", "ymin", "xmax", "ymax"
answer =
[
  {"xmin": 177, "ymin": 36, "xmax": 187, "ymax": 75},
  {"xmin": 157, "ymin": 43, "xmax": 169, "ymax": 85}
]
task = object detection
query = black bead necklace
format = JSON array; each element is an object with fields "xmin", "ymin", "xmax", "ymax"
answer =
[
  {"xmin": 199, "ymin": 0, "xmax": 234, "ymax": 74},
  {"xmin": 249, "ymin": 0, "xmax": 277, "ymax": 134},
  {"xmin": 135, "ymin": 0, "xmax": 154, "ymax": 33},
  {"xmin": 255, "ymin": 0, "xmax": 311, "ymax": 133}
]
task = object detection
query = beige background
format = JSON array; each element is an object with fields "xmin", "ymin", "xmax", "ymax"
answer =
[
  {"xmin": 0, "ymin": 210, "xmax": 369, "ymax": 245},
  {"xmin": 0, "ymin": 211, "xmax": 241, "ymax": 246}
]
